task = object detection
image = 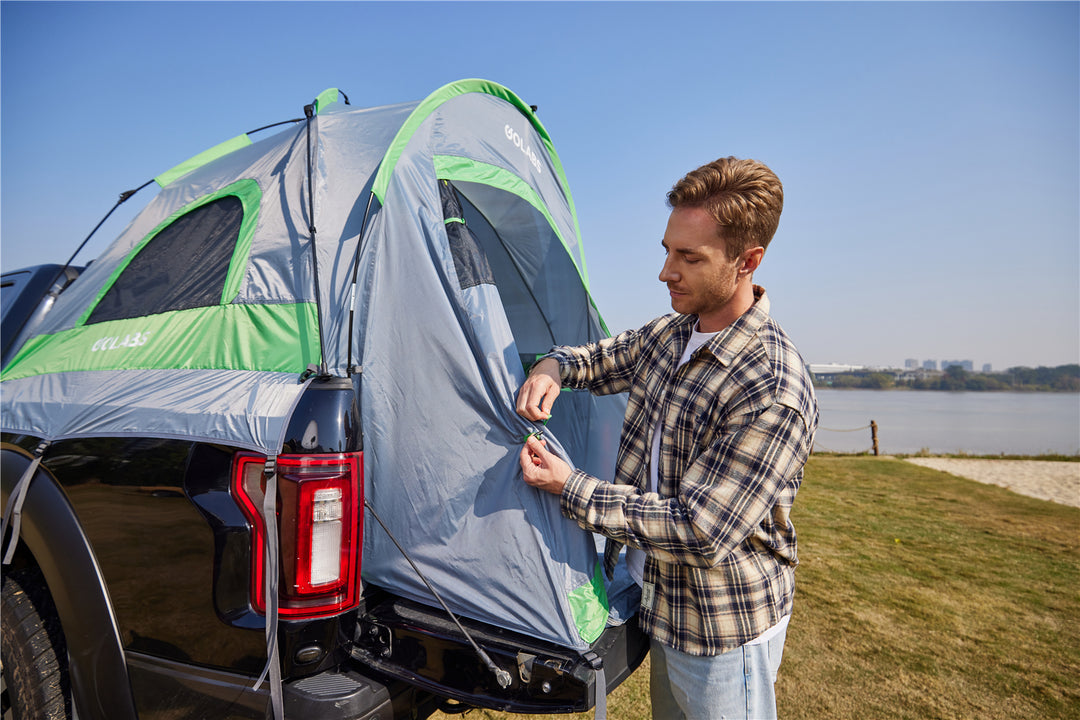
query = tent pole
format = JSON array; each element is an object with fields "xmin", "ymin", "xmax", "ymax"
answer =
[
  {"xmin": 364, "ymin": 500, "xmax": 512, "ymax": 689},
  {"xmin": 61, "ymin": 179, "xmax": 155, "ymax": 273},
  {"xmin": 345, "ymin": 192, "xmax": 376, "ymax": 377},
  {"xmin": 304, "ymin": 103, "xmax": 330, "ymax": 375}
]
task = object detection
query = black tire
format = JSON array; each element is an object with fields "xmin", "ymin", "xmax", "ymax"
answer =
[{"xmin": 1, "ymin": 570, "xmax": 69, "ymax": 720}]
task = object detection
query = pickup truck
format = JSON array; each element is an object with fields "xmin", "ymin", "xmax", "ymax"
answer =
[{"xmin": 0, "ymin": 262, "xmax": 647, "ymax": 719}]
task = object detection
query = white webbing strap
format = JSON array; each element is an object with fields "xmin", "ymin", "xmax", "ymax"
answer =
[
  {"xmin": 252, "ymin": 456, "xmax": 284, "ymax": 720},
  {"xmin": 583, "ymin": 651, "xmax": 607, "ymax": 720},
  {"xmin": 594, "ymin": 666, "xmax": 607, "ymax": 720},
  {"xmin": 2, "ymin": 441, "xmax": 51, "ymax": 565}
]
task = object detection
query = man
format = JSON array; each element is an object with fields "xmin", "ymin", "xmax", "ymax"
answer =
[{"xmin": 516, "ymin": 157, "xmax": 818, "ymax": 720}]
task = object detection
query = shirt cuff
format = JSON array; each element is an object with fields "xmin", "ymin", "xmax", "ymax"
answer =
[
  {"xmin": 559, "ymin": 469, "xmax": 599, "ymax": 521},
  {"xmin": 539, "ymin": 349, "xmax": 573, "ymax": 383}
]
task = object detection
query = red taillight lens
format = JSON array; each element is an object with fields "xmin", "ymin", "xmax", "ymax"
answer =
[{"xmin": 232, "ymin": 452, "xmax": 363, "ymax": 618}]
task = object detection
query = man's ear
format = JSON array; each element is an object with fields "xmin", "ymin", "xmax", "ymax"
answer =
[{"xmin": 740, "ymin": 246, "xmax": 765, "ymax": 275}]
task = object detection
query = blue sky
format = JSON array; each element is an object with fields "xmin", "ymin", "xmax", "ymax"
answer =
[{"xmin": 2, "ymin": 1, "xmax": 1077, "ymax": 370}]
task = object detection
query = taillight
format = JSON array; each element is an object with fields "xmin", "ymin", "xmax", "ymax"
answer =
[{"xmin": 232, "ymin": 452, "xmax": 363, "ymax": 618}]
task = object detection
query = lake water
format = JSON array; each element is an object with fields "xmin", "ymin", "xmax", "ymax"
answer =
[{"xmin": 813, "ymin": 389, "xmax": 1080, "ymax": 456}]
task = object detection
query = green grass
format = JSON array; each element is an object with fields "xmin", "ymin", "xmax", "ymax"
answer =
[{"xmin": 432, "ymin": 457, "xmax": 1080, "ymax": 719}]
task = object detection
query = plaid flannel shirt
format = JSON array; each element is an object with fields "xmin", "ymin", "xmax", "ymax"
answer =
[{"xmin": 548, "ymin": 287, "xmax": 818, "ymax": 656}]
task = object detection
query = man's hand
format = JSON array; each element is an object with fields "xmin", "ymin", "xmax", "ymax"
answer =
[
  {"xmin": 519, "ymin": 435, "xmax": 572, "ymax": 495},
  {"xmin": 516, "ymin": 357, "xmax": 561, "ymax": 422}
]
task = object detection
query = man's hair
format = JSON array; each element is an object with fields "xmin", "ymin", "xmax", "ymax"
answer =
[{"xmin": 666, "ymin": 156, "xmax": 784, "ymax": 258}]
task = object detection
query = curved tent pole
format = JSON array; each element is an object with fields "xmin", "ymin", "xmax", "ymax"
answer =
[
  {"xmin": 60, "ymin": 179, "xmax": 155, "ymax": 274},
  {"xmin": 245, "ymin": 117, "xmax": 304, "ymax": 136}
]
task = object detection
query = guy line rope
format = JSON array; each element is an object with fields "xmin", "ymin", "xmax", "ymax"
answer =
[{"xmin": 813, "ymin": 420, "xmax": 880, "ymax": 455}]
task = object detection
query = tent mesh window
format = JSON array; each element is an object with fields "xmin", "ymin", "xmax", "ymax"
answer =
[
  {"xmin": 439, "ymin": 180, "xmax": 496, "ymax": 290},
  {"xmin": 87, "ymin": 196, "xmax": 245, "ymax": 324}
]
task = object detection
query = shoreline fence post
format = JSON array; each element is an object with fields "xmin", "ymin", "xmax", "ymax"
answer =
[{"xmin": 871, "ymin": 420, "xmax": 879, "ymax": 456}]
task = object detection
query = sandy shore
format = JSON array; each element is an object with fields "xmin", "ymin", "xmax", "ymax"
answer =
[{"xmin": 905, "ymin": 458, "xmax": 1080, "ymax": 508}]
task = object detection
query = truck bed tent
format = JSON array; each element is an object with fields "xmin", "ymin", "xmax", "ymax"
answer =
[{"xmin": 1, "ymin": 80, "xmax": 632, "ymax": 651}]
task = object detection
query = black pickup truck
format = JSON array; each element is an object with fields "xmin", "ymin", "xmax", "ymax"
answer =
[{"xmin": 0, "ymin": 264, "xmax": 647, "ymax": 719}]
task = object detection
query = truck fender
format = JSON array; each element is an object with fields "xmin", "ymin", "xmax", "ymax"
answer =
[{"xmin": 1, "ymin": 445, "xmax": 139, "ymax": 720}]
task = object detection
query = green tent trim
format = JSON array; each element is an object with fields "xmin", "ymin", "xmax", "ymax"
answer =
[
  {"xmin": 566, "ymin": 563, "xmax": 610, "ymax": 644},
  {"xmin": 314, "ymin": 88, "xmax": 343, "ymax": 114},
  {"xmin": 155, "ymin": 135, "xmax": 253, "ymax": 188},
  {"xmin": 1, "ymin": 302, "xmax": 319, "ymax": 381}
]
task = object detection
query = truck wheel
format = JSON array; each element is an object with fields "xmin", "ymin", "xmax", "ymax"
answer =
[{"xmin": 1, "ymin": 572, "xmax": 69, "ymax": 720}]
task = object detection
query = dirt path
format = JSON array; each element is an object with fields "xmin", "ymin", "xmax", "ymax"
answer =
[{"xmin": 905, "ymin": 458, "xmax": 1080, "ymax": 508}]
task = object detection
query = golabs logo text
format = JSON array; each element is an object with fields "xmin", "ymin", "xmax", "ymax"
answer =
[
  {"xmin": 504, "ymin": 124, "xmax": 543, "ymax": 174},
  {"xmin": 91, "ymin": 332, "xmax": 152, "ymax": 352}
]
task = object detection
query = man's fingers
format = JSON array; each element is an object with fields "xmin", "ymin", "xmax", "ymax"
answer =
[
  {"xmin": 519, "ymin": 434, "xmax": 570, "ymax": 496},
  {"xmin": 515, "ymin": 381, "xmax": 541, "ymax": 418},
  {"xmin": 516, "ymin": 358, "xmax": 561, "ymax": 421},
  {"xmin": 516, "ymin": 379, "xmax": 556, "ymax": 421},
  {"xmin": 519, "ymin": 442, "xmax": 535, "ymax": 469},
  {"xmin": 537, "ymin": 389, "xmax": 555, "ymax": 420},
  {"xmin": 523, "ymin": 436, "xmax": 543, "ymax": 465},
  {"xmin": 519, "ymin": 441, "xmax": 546, "ymax": 483}
]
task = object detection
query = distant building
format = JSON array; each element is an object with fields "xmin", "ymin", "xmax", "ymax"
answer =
[
  {"xmin": 982, "ymin": 363, "xmax": 993, "ymax": 373},
  {"xmin": 942, "ymin": 360, "xmax": 974, "ymax": 372},
  {"xmin": 807, "ymin": 363, "xmax": 865, "ymax": 375},
  {"xmin": 807, "ymin": 363, "xmax": 865, "ymax": 384},
  {"xmin": 894, "ymin": 367, "xmax": 926, "ymax": 383},
  {"xmin": 923, "ymin": 359, "xmax": 938, "ymax": 371},
  {"xmin": 905, "ymin": 358, "xmax": 919, "ymax": 369}
]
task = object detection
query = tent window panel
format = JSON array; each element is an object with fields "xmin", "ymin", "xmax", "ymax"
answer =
[
  {"xmin": 446, "ymin": 221, "xmax": 495, "ymax": 289},
  {"xmin": 87, "ymin": 196, "xmax": 245, "ymax": 324},
  {"xmin": 439, "ymin": 180, "xmax": 495, "ymax": 290}
]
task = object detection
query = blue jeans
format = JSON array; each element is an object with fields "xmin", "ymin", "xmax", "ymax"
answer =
[{"xmin": 649, "ymin": 626, "xmax": 787, "ymax": 720}]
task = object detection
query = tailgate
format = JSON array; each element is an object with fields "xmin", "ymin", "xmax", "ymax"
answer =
[{"xmin": 349, "ymin": 589, "xmax": 648, "ymax": 714}]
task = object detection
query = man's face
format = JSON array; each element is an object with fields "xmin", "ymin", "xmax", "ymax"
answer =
[{"xmin": 659, "ymin": 206, "xmax": 743, "ymax": 328}]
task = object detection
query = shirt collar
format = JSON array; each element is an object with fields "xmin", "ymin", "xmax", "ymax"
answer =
[{"xmin": 697, "ymin": 285, "xmax": 770, "ymax": 366}]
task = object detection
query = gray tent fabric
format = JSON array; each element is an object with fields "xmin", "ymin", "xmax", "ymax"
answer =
[
  {"xmin": 1, "ymin": 80, "xmax": 632, "ymax": 650},
  {"xmin": 0, "ymin": 369, "xmax": 311, "ymax": 453},
  {"xmin": 1, "ymin": 116, "xmax": 321, "ymax": 454}
]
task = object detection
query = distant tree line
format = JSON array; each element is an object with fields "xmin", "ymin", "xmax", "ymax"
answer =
[{"xmin": 818, "ymin": 364, "xmax": 1080, "ymax": 392}]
